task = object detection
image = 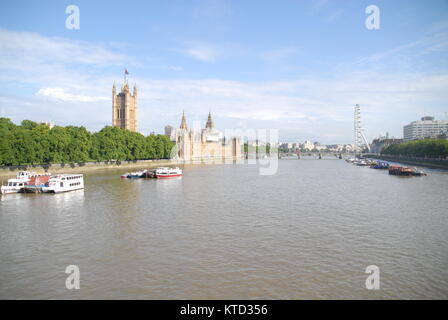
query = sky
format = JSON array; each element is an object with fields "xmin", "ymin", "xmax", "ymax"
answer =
[{"xmin": 0, "ymin": 0, "xmax": 447, "ymax": 144}]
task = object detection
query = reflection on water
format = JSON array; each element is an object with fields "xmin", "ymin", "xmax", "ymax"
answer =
[
  {"xmin": 1, "ymin": 161, "xmax": 448, "ymax": 299},
  {"xmin": 47, "ymin": 189, "xmax": 85, "ymax": 208}
]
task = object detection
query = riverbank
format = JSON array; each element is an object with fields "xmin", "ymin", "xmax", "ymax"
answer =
[
  {"xmin": 0, "ymin": 159, "xmax": 178, "ymax": 177},
  {"xmin": 365, "ymin": 154, "xmax": 448, "ymax": 169},
  {"xmin": 0, "ymin": 157, "xmax": 244, "ymax": 177}
]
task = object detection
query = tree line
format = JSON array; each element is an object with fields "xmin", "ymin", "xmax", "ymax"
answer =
[
  {"xmin": 244, "ymin": 142, "xmax": 272, "ymax": 154},
  {"xmin": 0, "ymin": 118, "xmax": 175, "ymax": 166},
  {"xmin": 381, "ymin": 139, "xmax": 448, "ymax": 158}
]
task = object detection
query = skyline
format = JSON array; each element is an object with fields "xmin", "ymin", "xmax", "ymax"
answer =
[{"xmin": 0, "ymin": 0, "xmax": 447, "ymax": 144}]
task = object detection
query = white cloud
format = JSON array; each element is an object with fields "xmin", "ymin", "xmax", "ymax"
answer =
[
  {"xmin": 347, "ymin": 24, "xmax": 448, "ymax": 70},
  {"xmin": 1, "ymin": 28, "xmax": 448, "ymax": 143},
  {"xmin": 175, "ymin": 42, "xmax": 220, "ymax": 62},
  {"xmin": 0, "ymin": 29, "xmax": 130, "ymax": 69},
  {"xmin": 36, "ymin": 87, "xmax": 108, "ymax": 102},
  {"xmin": 174, "ymin": 41, "xmax": 246, "ymax": 62},
  {"xmin": 133, "ymin": 70, "xmax": 448, "ymax": 142}
]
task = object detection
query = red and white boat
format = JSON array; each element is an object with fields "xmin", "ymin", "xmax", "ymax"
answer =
[
  {"xmin": 0, "ymin": 171, "xmax": 51, "ymax": 194},
  {"xmin": 155, "ymin": 167, "xmax": 182, "ymax": 178}
]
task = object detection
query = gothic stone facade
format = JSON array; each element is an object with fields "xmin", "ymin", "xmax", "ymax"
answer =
[
  {"xmin": 112, "ymin": 81, "xmax": 138, "ymax": 132},
  {"xmin": 170, "ymin": 112, "xmax": 242, "ymax": 162}
]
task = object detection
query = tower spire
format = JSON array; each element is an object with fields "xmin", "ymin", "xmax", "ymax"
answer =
[
  {"xmin": 180, "ymin": 110, "xmax": 188, "ymax": 129},
  {"xmin": 206, "ymin": 111, "xmax": 214, "ymax": 129}
]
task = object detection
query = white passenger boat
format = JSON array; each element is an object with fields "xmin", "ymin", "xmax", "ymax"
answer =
[
  {"xmin": 41, "ymin": 174, "xmax": 84, "ymax": 193},
  {"xmin": 155, "ymin": 167, "xmax": 182, "ymax": 178},
  {"xmin": 0, "ymin": 171, "xmax": 51, "ymax": 194},
  {"xmin": 1, "ymin": 178, "xmax": 28, "ymax": 194}
]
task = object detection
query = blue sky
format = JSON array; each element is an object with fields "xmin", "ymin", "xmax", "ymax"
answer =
[{"xmin": 0, "ymin": 0, "xmax": 447, "ymax": 143}]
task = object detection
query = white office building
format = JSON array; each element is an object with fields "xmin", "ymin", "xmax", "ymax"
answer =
[
  {"xmin": 403, "ymin": 116, "xmax": 448, "ymax": 141},
  {"xmin": 302, "ymin": 140, "xmax": 315, "ymax": 150}
]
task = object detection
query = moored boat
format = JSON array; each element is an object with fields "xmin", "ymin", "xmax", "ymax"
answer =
[
  {"xmin": 155, "ymin": 167, "xmax": 182, "ymax": 178},
  {"xmin": 354, "ymin": 160, "xmax": 369, "ymax": 166},
  {"xmin": 121, "ymin": 170, "xmax": 148, "ymax": 179},
  {"xmin": 410, "ymin": 167, "xmax": 427, "ymax": 176},
  {"xmin": 388, "ymin": 166, "xmax": 413, "ymax": 176},
  {"xmin": 370, "ymin": 161, "xmax": 389, "ymax": 169},
  {"xmin": 1, "ymin": 179, "xmax": 28, "ymax": 194},
  {"xmin": 141, "ymin": 170, "xmax": 156, "ymax": 178},
  {"xmin": 42, "ymin": 174, "xmax": 84, "ymax": 193},
  {"xmin": 1, "ymin": 171, "xmax": 51, "ymax": 194}
]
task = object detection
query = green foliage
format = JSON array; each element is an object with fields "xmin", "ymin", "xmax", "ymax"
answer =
[
  {"xmin": 243, "ymin": 142, "xmax": 272, "ymax": 155},
  {"xmin": 0, "ymin": 118, "xmax": 175, "ymax": 166},
  {"xmin": 381, "ymin": 139, "xmax": 448, "ymax": 158}
]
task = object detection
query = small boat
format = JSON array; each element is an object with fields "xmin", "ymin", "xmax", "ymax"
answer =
[
  {"xmin": 388, "ymin": 166, "xmax": 413, "ymax": 176},
  {"xmin": 141, "ymin": 170, "xmax": 156, "ymax": 178},
  {"xmin": 155, "ymin": 167, "xmax": 182, "ymax": 178},
  {"xmin": 1, "ymin": 171, "xmax": 51, "ymax": 194},
  {"xmin": 370, "ymin": 161, "xmax": 389, "ymax": 169},
  {"xmin": 354, "ymin": 160, "xmax": 369, "ymax": 166},
  {"xmin": 121, "ymin": 170, "xmax": 147, "ymax": 179},
  {"xmin": 411, "ymin": 167, "xmax": 427, "ymax": 176},
  {"xmin": 130, "ymin": 170, "xmax": 147, "ymax": 178},
  {"xmin": 41, "ymin": 174, "xmax": 84, "ymax": 193}
]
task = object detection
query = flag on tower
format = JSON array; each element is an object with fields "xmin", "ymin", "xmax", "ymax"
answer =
[{"xmin": 124, "ymin": 69, "xmax": 129, "ymax": 75}]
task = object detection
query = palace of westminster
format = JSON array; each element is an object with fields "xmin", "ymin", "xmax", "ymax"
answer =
[{"xmin": 112, "ymin": 80, "xmax": 242, "ymax": 161}]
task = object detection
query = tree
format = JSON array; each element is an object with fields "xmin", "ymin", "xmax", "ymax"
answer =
[
  {"xmin": 0, "ymin": 118, "xmax": 175, "ymax": 165},
  {"xmin": 381, "ymin": 139, "xmax": 448, "ymax": 158}
]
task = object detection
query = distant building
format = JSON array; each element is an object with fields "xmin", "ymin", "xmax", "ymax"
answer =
[
  {"xmin": 169, "ymin": 112, "xmax": 242, "ymax": 161},
  {"xmin": 302, "ymin": 140, "xmax": 315, "ymax": 151},
  {"xmin": 313, "ymin": 142, "xmax": 326, "ymax": 151},
  {"xmin": 327, "ymin": 144, "xmax": 345, "ymax": 152},
  {"xmin": 40, "ymin": 121, "xmax": 54, "ymax": 129},
  {"xmin": 112, "ymin": 81, "xmax": 138, "ymax": 132},
  {"xmin": 344, "ymin": 144, "xmax": 357, "ymax": 152},
  {"xmin": 403, "ymin": 116, "xmax": 448, "ymax": 142},
  {"xmin": 370, "ymin": 138, "xmax": 403, "ymax": 154},
  {"xmin": 164, "ymin": 125, "xmax": 174, "ymax": 137}
]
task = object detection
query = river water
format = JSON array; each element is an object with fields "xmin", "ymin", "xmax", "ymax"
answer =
[{"xmin": 1, "ymin": 158, "xmax": 447, "ymax": 299}]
